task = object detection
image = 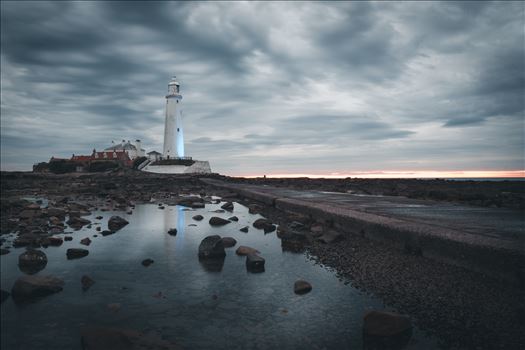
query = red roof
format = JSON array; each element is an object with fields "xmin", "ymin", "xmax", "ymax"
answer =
[{"xmin": 71, "ymin": 155, "xmax": 92, "ymax": 162}]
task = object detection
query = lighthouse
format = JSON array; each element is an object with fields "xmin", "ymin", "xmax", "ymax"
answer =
[
  {"xmin": 142, "ymin": 76, "xmax": 211, "ymax": 174},
  {"xmin": 163, "ymin": 76, "xmax": 184, "ymax": 158}
]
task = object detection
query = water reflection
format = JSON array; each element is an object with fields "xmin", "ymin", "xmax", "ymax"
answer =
[{"xmin": 0, "ymin": 201, "xmax": 440, "ymax": 350}]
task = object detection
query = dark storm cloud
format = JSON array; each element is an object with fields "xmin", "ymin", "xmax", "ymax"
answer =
[{"xmin": 1, "ymin": 1, "xmax": 523, "ymax": 174}]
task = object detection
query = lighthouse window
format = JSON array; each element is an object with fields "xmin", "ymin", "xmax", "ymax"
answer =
[
  {"xmin": 177, "ymin": 100, "xmax": 179, "ymax": 103},
  {"xmin": 177, "ymin": 128, "xmax": 180, "ymax": 132}
]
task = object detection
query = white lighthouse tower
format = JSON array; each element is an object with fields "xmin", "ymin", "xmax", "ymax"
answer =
[
  {"xmin": 142, "ymin": 75, "xmax": 211, "ymax": 174},
  {"xmin": 163, "ymin": 76, "xmax": 184, "ymax": 159}
]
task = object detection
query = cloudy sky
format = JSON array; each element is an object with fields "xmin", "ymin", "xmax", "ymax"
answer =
[{"xmin": 1, "ymin": 1, "xmax": 524, "ymax": 176}]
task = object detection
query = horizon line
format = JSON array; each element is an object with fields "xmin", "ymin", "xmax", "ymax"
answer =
[{"xmin": 232, "ymin": 170, "xmax": 525, "ymax": 179}]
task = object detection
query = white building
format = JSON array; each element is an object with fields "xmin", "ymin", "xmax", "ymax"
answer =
[
  {"xmin": 147, "ymin": 150, "xmax": 162, "ymax": 162},
  {"xmin": 104, "ymin": 139, "xmax": 145, "ymax": 160},
  {"xmin": 163, "ymin": 76, "xmax": 184, "ymax": 159}
]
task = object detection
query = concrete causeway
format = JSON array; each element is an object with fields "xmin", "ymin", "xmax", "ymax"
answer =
[{"xmin": 202, "ymin": 178, "xmax": 525, "ymax": 284}]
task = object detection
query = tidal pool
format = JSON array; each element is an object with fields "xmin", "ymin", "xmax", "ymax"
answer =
[{"xmin": 0, "ymin": 200, "xmax": 440, "ymax": 349}]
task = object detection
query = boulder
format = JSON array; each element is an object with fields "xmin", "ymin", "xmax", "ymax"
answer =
[
  {"xmin": 228, "ymin": 216, "xmax": 239, "ymax": 222},
  {"xmin": 239, "ymin": 226, "xmax": 249, "ymax": 233},
  {"xmin": 47, "ymin": 208, "xmax": 66, "ymax": 218},
  {"xmin": 67, "ymin": 248, "xmax": 89, "ymax": 260},
  {"xmin": 294, "ymin": 280, "xmax": 312, "ymax": 295},
  {"xmin": 67, "ymin": 216, "xmax": 91, "ymax": 229},
  {"xmin": 11, "ymin": 275, "xmax": 64, "ymax": 300},
  {"xmin": 177, "ymin": 196, "xmax": 204, "ymax": 208},
  {"xmin": 48, "ymin": 227, "xmax": 64, "ymax": 235},
  {"xmin": 252, "ymin": 218, "xmax": 276, "ymax": 233},
  {"xmin": 80, "ymin": 237, "xmax": 92, "ymax": 246},
  {"xmin": 235, "ymin": 246, "xmax": 259, "ymax": 256},
  {"xmin": 101, "ymin": 230, "xmax": 114, "ymax": 236},
  {"xmin": 220, "ymin": 202, "xmax": 234, "ymax": 212},
  {"xmin": 248, "ymin": 204, "xmax": 262, "ymax": 214},
  {"xmin": 64, "ymin": 236, "xmax": 73, "ymax": 241},
  {"xmin": 142, "ymin": 258, "xmax": 154, "ymax": 267},
  {"xmin": 18, "ymin": 249, "xmax": 47, "ymax": 274},
  {"xmin": 198, "ymin": 235, "xmax": 226, "ymax": 259},
  {"xmin": 192, "ymin": 214, "xmax": 204, "ymax": 221},
  {"xmin": 167, "ymin": 228, "xmax": 177, "ymax": 236},
  {"xmin": 108, "ymin": 216, "xmax": 129, "ymax": 231},
  {"xmin": 209, "ymin": 217, "xmax": 230, "ymax": 226},
  {"xmin": 80, "ymin": 327, "xmax": 181, "ymax": 350},
  {"xmin": 246, "ymin": 254, "xmax": 265, "ymax": 273},
  {"xmin": 221, "ymin": 237, "xmax": 237, "ymax": 248},
  {"xmin": 1, "ymin": 289, "xmax": 10, "ymax": 303},
  {"xmin": 81, "ymin": 275, "xmax": 95, "ymax": 291},
  {"xmin": 363, "ymin": 310, "xmax": 412, "ymax": 337}
]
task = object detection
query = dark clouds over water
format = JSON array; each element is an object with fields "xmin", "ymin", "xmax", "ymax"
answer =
[{"xmin": 1, "ymin": 1, "xmax": 523, "ymax": 174}]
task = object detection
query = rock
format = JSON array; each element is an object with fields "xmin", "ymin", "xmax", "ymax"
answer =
[
  {"xmin": 252, "ymin": 218, "xmax": 276, "ymax": 232},
  {"xmin": 80, "ymin": 326, "xmax": 181, "ymax": 350},
  {"xmin": 48, "ymin": 237, "xmax": 63, "ymax": 246},
  {"xmin": 158, "ymin": 206, "xmax": 165, "ymax": 210},
  {"xmin": 95, "ymin": 216, "xmax": 103, "ymax": 220},
  {"xmin": 317, "ymin": 230, "xmax": 343, "ymax": 244},
  {"xmin": 81, "ymin": 275, "xmax": 95, "ymax": 291},
  {"xmin": 108, "ymin": 216, "xmax": 129, "ymax": 231},
  {"xmin": 19, "ymin": 209, "xmax": 40, "ymax": 219},
  {"xmin": 11, "ymin": 275, "xmax": 64, "ymax": 300},
  {"xmin": 47, "ymin": 208, "xmax": 66, "ymax": 218},
  {"xmin": 211, "ymin": 209, "xmax": 225, "ymax": 213},
  {"xmin": 48, "ymin": 227, "xmax": 64, "ymax": 235},
  {"xmin": 101, "ymin": 230, "xmax": 114, "ymax": 236},
  {"xmin": 192, "ymin": 214, "xmax": 204, "ymax": 221},
  {"xmin": 80, "ymin": 237, "xmax": 92, "ymax": 246},
  {"xmin": 248, "ymin": 204, "xmax": 262, "ymax": 214},
  {"xmin": 221, "ymin": 237, "xmax": 237, "ymax": 248},
  {"xmin": 239, "ymin": 226, "xmax": 249, "ymax": 233},
  {"xmin": 198, "ymin": 235, "xmax": 226, "ymax": 259},
  {"xmin": 228, "ymin": 216, "xmax": 239, "ymax": 221},
  {"xmin": 221, "ymin": 201, "xmax": 234, "ymax": 211},
  {"xmin": 235, "ymin": 246, "xmax": 260, "ymax": 256},
  {"xmin": 142, "ymin": 258, "xmax": 154, "ymax": 267},
  {"xmin": 363, "ymin": 310, "xmax": 412, "ymax": 337},
  {"xmin": 67, "ymin": 216, "xmax": 91, "ymax": 229},
  {"xmin": 64, "ymin": 236, "xmax": 73, "ymax": 241},
  {"xmin": 264, "ymin": 224, "xmax": 276, "ymax": 233},
  {"xmin": 209, "ymin": 217, "xmax": 230, "ymax": 226},
  {"xmin": 13, "ymin": 234, "xmax": 39, "ymax": 247},
  {"xmin": 18, "ymin": 249, "xmax": 48, "ymax": 274},
  {"xmin": 294, "ymin": 280, "xmax": 312, "ymax": 294},
  {"xmin": 1, "ymin": 289, "xmax": 10, "ymax": 303},
  {"xmin": 178, "ymin": 196, "xmax": 204, "ymax": 208},
  {"xmin": 167, "ymin": 228, "xmax": 177, "ymax": 236},
  {"xmin": 96, "ymin": 226, "xmax": 101, "ymax": 232},
  {"xmin": 67, "ymin": 248, "xmax": 89, "ymax": 260},
  {"xmin": 0, "ymin": 248, "xmax": 10, "ymax": 255},
  {"xmin": 246, "ymin": 254, "xmax": 265, "ymax": 273}
]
